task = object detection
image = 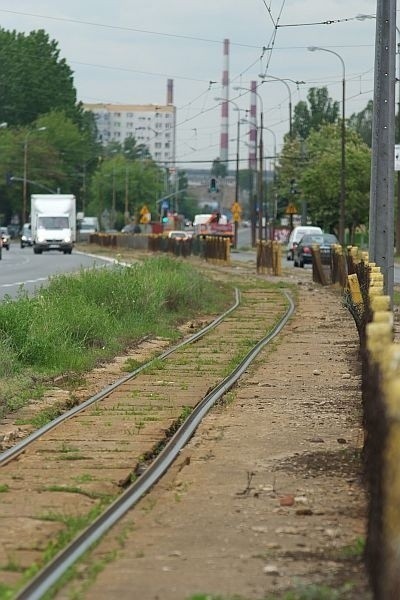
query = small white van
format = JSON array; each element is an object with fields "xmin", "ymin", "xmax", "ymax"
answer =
[{"xmin": 287, "ymin": 225, "xmax": 323, "ymax": 260}]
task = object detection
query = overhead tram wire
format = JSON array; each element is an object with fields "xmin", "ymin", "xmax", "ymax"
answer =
[{"xmin": 0, "ymin": 8, "xmax": 265, "ymax": 50}]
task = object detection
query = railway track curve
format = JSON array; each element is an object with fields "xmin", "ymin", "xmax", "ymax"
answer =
[{"xmin": 0, "ymin": 282, "xmax": 294, "ymax": 599}]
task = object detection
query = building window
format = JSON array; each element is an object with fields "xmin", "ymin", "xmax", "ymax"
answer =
[
  {"xmin": 127, "ymin": 112, "xmax": 133, "ymax": 117},
  {"xmin": 113, "ymin": 112, "xmax": 121, "ymax": 117},
  {"xmin": 165, "ymin": 142, "xmax": 170, "ymax": 148},
  {"xmin": 155, "ymin": 142, "xmax": 162, "ymax": 148},
  {"xmin": 165, "ymin": 113, "xmax": 170, "ymax": 118}
]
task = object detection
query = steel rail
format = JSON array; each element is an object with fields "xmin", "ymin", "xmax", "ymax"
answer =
[
  {"xmin": 15, "ymin": 289, "xmax": 294, "ymax": 600},
  {"xmin": 0, "ymin": 288, "xmax": 240, "ymax": 467}
]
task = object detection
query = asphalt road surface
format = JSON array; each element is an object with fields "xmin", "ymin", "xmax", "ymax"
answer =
[{"xmin": 0, "ymin": 243, "xmax": 115, "ymax": 300}]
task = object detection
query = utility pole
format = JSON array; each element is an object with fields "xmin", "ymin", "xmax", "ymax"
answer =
[
  {"xmin": 369, "ymin": 0, "xmax": 396, "ymax": 302},
  {"xmin": 396, "ymin": 33, "xmax": 400, "ymax": 255},
  {"xmin": 258, "ymin": 111, "xmax": 264, "ymax": 242}
]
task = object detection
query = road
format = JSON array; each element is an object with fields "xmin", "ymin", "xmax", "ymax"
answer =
[
  {"xmin": 0, "ymin": 244, "xmax": 115, "ymax": 299},
  {"xmin": 1, "ymin": 237, "xmax": 400, "ymax": 301}
]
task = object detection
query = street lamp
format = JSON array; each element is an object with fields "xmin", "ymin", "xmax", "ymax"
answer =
[
  {"xmin": 23, "ymin": 126, "xmax": 47, "ymax": 225},
  {"xmin": 258, "ymin": 75, "xmax": 303, "ymax": 140},
  {"xmin": 215, "ymin": 97, "xmax": 245, "ymax": 247},
  {"xmin": 233, "ymin": 86, "xmax": 264, "ymax": 243},
  {"xmin": 308, "ymin": 46, "xmax": 346, "ymax": 245},
  {"xmin": 263, "ymin": 126, "xmax": 277, "ymax": 240}
]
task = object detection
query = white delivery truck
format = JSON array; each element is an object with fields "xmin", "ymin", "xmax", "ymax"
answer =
[{"xmin": 31, "ymin": 194, "xmax": 76, "ymax": 254}]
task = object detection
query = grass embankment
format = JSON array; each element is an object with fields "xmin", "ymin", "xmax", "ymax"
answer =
[{"xmin": 0, "ymin": 255, "xmax": 231, "ymax": 418}]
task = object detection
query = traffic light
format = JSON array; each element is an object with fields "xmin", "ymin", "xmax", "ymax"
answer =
[
  {"xmin": 209, "ymin": 177, "xmax": 218, "ymax": 193},
  {"xmin": 162, "ymin": 207, "xmax": 169, "ymax": 223}
]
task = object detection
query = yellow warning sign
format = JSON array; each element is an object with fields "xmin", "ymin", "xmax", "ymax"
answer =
[{"xmin": 285, "ymin": 203, "xmax": 297, "ymax": 215}]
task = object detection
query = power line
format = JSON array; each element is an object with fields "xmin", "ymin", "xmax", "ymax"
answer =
[{"xmin": 0, "ymin": 8, "xmax": 265, "ymax": 49}]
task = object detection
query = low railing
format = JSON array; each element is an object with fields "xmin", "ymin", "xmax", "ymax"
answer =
[
  {"xmin": 256, "ymin": 240, "xmax": 282, "ymax": 276},
  {"xmin": 342, "ymin": 247, "xmax": 400, "ymax": 599}
]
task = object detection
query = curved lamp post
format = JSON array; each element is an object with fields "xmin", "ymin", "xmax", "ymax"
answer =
[
  {"xmin": 233, "ymin": 86, "xmax": 264, "ymax": 243},
  {"xmin": 257, "ymin": 75, "xmax": 304, "ymax": 140},
  {"xmin": 308, "ymin": 46, "xmax": 346, "ymax": 245},
  {"xmin": 215, "ymin": 97, "xmax": 245, "ymax": 247},
  {"xmin": 23, "ymin": 127, "xmax": 47, "ymax": 225}
]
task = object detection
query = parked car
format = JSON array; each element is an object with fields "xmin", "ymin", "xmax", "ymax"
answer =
[
  {"xmin": 286, "ymin": 226, "xmax": 323, "ymax": 261},
  {"xmin": 121, "ymin": 223, "xmax": 141, "ymax": 234},
  {"xmin": 293, "ymin": 232, "xmax": 339, "ymax": 268},
  {"xmin": 167, "ymin": 230, "xmax": 192, "ymax": 240},
  {"xmin": 20, "ymin": 223, "xmax": 33, "ymax": 248},
  {"xmin": 0, "ymin": 227, "xmax": 10, "ymax": 250}
]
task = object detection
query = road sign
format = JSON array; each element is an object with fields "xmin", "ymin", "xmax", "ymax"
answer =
[
  {"xmin": 231, "ymin": 201, "xmax": 242, "ymax": 222},
  {"xmin": 285, "ymin": 203, "xmax": 297, "ymax": 215}
]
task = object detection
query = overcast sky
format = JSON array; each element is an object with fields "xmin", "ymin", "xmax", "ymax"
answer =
[{"xmin": 0, "ymin": 1, "xmax": 379, "ymax": 169}]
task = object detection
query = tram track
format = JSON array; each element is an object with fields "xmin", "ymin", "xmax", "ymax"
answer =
[{"xmin": 0, "ymin": 280, "xmax": 294, "ymax": 599}]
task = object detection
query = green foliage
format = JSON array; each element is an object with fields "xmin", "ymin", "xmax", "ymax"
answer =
[
  {"xmin": 0, "ymin": 28, "xmax": 79, "ymax": 126},
  {"xmin": 211, "ymin": 158, "xmax": 227, "ymax": 178},
  {"xmin": 293, "ymin": 87, "xmax": 340, "ymax": 139},
  {"xmin": 348, "ymin": 100, "xmax": 373, "ymax": 148},
  {"xmin": 0, "ymin": 257, "xmax": 231, "ymax": 418},
  {"xmin": 276, "ymin": 123, "xmax": 371, "ymax": 234},
  {"xmin": 87, "ymin": 152, "xmax": 164, "ymax": 228}
]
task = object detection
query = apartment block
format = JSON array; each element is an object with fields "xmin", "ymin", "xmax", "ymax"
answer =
[{"xmin": 83, "ymin": 80, "xmax": 176, "ymax": 167}]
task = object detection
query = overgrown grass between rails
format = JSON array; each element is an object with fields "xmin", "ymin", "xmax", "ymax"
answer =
[{"xmin": 0, "ymin": 256, "xmax": 231, "ymax": 418}]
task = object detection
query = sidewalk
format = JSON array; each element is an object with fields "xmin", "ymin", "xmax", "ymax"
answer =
[{"xmin": 58, "ymin": 272, "xmax": 370, "ymax": 599}]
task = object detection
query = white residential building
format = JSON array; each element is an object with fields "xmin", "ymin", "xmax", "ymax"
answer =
[{"xmin": 83, "ymin": 103, "xmax": 176, "ymax": 167}]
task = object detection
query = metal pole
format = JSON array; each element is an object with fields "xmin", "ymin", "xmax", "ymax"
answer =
[
  {"xmin": 340, "ymin": 72, "xmax": 346, "ymax": 245},
  {"xmin": 308, "ymin": 47, "xmax": 346, "ymax": 244},
  {"xmin": 124, "ymin": 164, "xmax": 129, "ymax": 224},
  {"xmin": 234, "ymin": 116, "xmax": 240, "ymax": 248},
  {"xmin": 258, "ymin": 111, "xmax": 264, "ymax": 242},
  {"xmin": 369, "ymin": 0, "xmax": 396, "ymax": 303},
  {"xmin": 23, "ymin": 134, "xmax": 29, "ymax": 225},
  {"xmin": 259, "ymin": 76, "xmax": 293, "ymax": 139},
  {"xmin": 396, "ymin": 36, "xmax": 400, "ymax": 255}
]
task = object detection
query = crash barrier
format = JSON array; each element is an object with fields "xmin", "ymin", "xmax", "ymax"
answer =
[
  {"xmin": 256, "ymin": 240, "xmax": 282, "ymax": 276},
  {"xmin": 201, "ymin": 235, "xmax": 231, "ymax": 264},
  {"xmin": 88, "ymin": 233, "xmax": 148, "ymax": 250},
  {"xmin": 148, "ymin": 234, "xmax": 193, "ymax": 258},
  {"xmin": 311, "ymin": 244, "xmax": 347, "ymax": 288},
  {"xmin": 343, "ymin": 247, "xmax": 400, "ymax": 598}
]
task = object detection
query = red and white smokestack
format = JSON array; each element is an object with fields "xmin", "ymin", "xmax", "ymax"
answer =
[
  {"xmin": 167, "ymin": 79, "xmax": 173, "ymax": 105},
  {"xmin": 248, "ymin": 81, "xmax": 257, "ymax": 170},
  {"xmin": 219, "ymin": 38, "xmax": 230, "ymax": 164}
]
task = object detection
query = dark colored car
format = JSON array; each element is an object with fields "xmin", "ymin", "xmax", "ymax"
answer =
[
  {"xmin": 20, "ymin": 223, "xmax": 33, "ymax": 248},
  {"xmin": 293, "ymin": 233, "xmax": 339, "ymax": 268}
]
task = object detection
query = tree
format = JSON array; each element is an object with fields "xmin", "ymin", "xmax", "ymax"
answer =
[
  {"xmin": 0, "ymin": 28, "xmax": 79, "ymax": 126},
  {"xmin": 292, "ymin": 87, "xmax": 340, "ymax": 139},
  {"xmin": 299, "ymin": 124, "xmax": 371, "ymax": 237},
  {"xmin": 87, "ymin": 153, "xmax": 164, "ymax": 228},
  {"xmin": 211, "ymin": 158, "xmax": 227, "ymax": 178},
  {"xmin": 348, "ymin": 100, "xmax": 373, "ymax": 147}
]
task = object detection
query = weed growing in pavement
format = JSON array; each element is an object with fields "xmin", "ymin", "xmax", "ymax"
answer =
[
  {"xmin": 73, "ymin": 473, "xmax": 94, "ymax": 484},
  {"xmin": 42, "ymin": 485, "xmax": 112, "ymax": 500},
  {"xmin": 339, "ymin": 536, "xmax": 365, "ymax": 558},
  {"xmin": 141, "ymin": 357, "xmax": 166, "ymax": 375},
  {"xmin": 0, "ymin": 484, "xmax": 9, "ymax": 492},
  {"xmin": 0, "ymin": 256, "xmax": 231, "ymax": 419},
  {"xmin": 121, "ymin": 357, "xmax": 144, "ymax": 372}
]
